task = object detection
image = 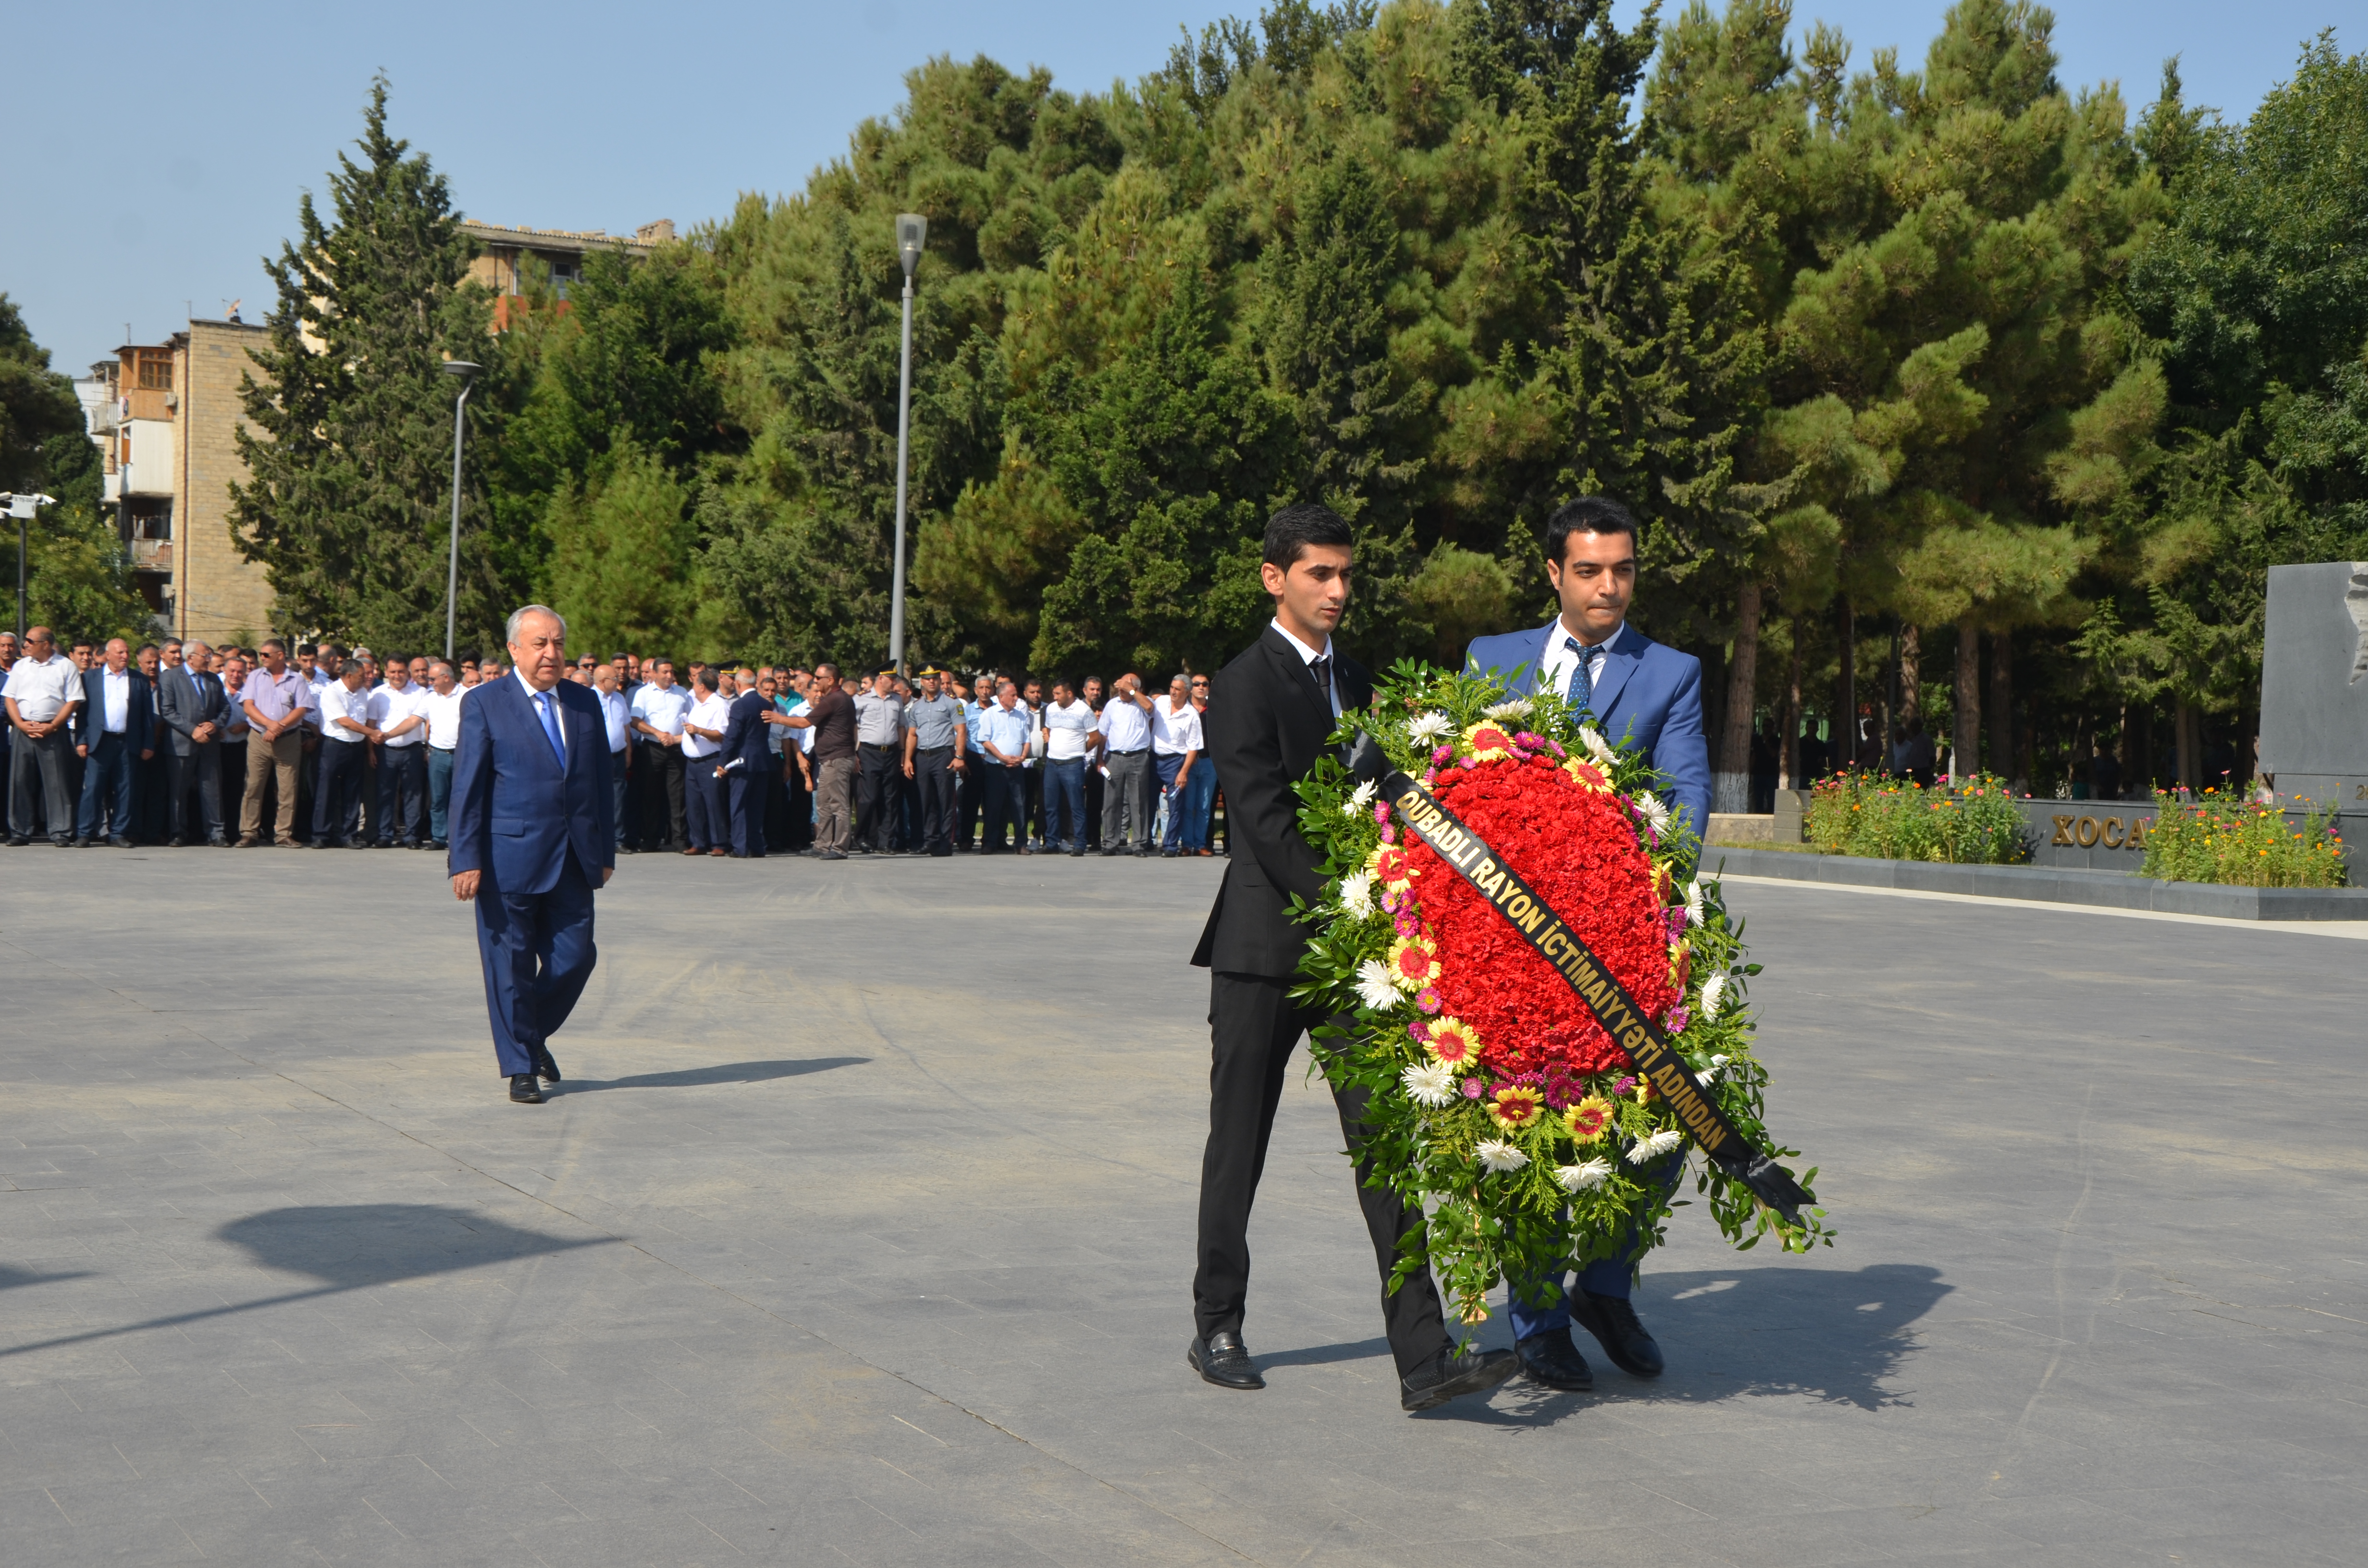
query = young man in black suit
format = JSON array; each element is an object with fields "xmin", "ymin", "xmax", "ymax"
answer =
[{"xmin": 1187, "ymin": 504, "xmax": 1518, "ymax": 1412}]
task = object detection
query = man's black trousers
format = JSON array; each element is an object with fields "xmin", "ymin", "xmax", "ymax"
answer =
[
  {"xmin": 375, "ymin": 743, "xmax": 427, "ymax": 845},
  {"xmin": 913, "ymin": 747, "xmax": 956, "ymax": 853},
  {"xmin": 640, "ymin": 742, "xmax": 685, "ymax": 849},
  {"xmin": 1195, "ymin": 971, "xmax": 1451, "ymax": 1379},
  {"xmin": 166, "ymin": 745, "xmax": 224, "ymax": 843},
  {"xmin": 856, "ymin": 743, "xmax": 900, "ymax": 851}
]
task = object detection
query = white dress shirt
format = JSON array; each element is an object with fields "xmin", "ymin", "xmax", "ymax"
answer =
[
  {"xmin": 1537, "ymin": 616, "xmax": 1623, "ymax": 706},
  {"xmin": 423, "ymin": 689, "xmax": 465, "ymax": 749},
  {"xmin": 1269, "ymin": 617, "xmax": 1341, "ymax": 718},
  {"xmin": 1150, "ymin": 695, "xmax": 1203, "ymax": 756},
  {"xmin": 1, "ymin": 653, "xmax": 80, "ymax": 723},
  {"xmin": 1043, "ymin": 698, "xmax": 1096, "ymax": 761},
  {"xmin": 98, "ymin": 668, "xmax": 132, "ymax": 734},
  {"xmin": 317, "ymin": 680, "xmax": 371, "ymax": 742},
  {"xmin": 630, "ymin": 681, "xmax": 691, "ymax": 738},
  {"xmin": 597, "ymin": 688, "xmax": 631, "ymax": 753},
  {"xmin": 370, "ymin": 681, "xmax": 431, "ymax": 747},
  {"xmin": 515, "ymin": 669, "xmax": 566, "ymax": 757},
  {"xmin": 1097, "ymin": 695, "xmax": 1153, "ymax": 752},
  {"xmin": 681, "ymin": 693, "xmax": 729, "ymax": 759}
]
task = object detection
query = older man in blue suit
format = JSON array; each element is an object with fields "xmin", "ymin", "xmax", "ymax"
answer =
[
  {"xmin": 448, "ymin": 606, "xmax": 616, "ymax": 1105},
  {"xmin": 1462, "ymin": 495, "xmax": 1709, "ymax": 1396}
]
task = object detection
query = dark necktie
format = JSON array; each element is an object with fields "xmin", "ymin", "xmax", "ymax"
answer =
[
  {"xmin": 1309, "ymin": 655, "xmax": 1332, "ymax": 712},
  {"xmin": 1566, "ymin": 636, "xmax": 1596, "ymax": 717}
]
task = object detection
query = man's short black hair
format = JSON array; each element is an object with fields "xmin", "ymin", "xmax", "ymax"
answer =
[
  {"xmin": 1544, "ymin": 496, "xmax": 1644, "ymax": 565},
  {"xmin": 1263, "ymin": 503, "xmax": 1354, "ymax": 571}
]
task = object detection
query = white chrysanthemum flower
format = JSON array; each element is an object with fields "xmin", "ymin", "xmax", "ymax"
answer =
[
  {"xmin": 1344, "ymin": 779, "xmax": 1378, "ymax": 817},
  {"xmin": 1634, "ymin": 791, "xmax": 1673, "ymax": 837},
  {"xmin": 1626, "ymin": 1128, "xmax": 1685, "ymax": 1165},
  {"xmin": 1698, "ymin": 971, "xmax": 1727, "ymax": 1021},
  {"xmin": 1475, "ymin": 1139, "xmax": 1530, "ymax": 1173},
  {"xmin": 1406, "ymin": 710, "xmax": 1453, "ymax": 743},
  {"xmin": 1554, "ymin": 1157, "xmax": 1615, "ymax": 1193},
  {"xmin": 1355, "ymin": 959, "xmax": 1401, "ymax": 1012},
  {"xmin": 1402, "ymin": 1060, "xmax": 1458, "ymax": 1108},
  {"xmin": 1701, "ymin": 1053, "xmax": 1731, "ymax": 1085},
  {"xmin": 1336, "ymin": 870, "xmax": 1376, "ymax": 918},
  {"xmin": 1578, "ymin": 725, "xmax": 1617, "ymax": 765},
  {"xmin": 1483, "ymin": 697, "xmax": 1532, "ymax": 720},
  {"xmin": 1684, "ymin": 877, "xmax": 1706, "ymax": 927}
]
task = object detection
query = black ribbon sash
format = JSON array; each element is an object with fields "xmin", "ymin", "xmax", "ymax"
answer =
[{"xmin": 1348, "ymin": 733, "xmax": 1809, "ymax": 1219}]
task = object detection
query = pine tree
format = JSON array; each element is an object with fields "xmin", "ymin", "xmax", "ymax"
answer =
[{"xmin": 229, "ymin": 77, "xmax": 518, "ymax": 655}]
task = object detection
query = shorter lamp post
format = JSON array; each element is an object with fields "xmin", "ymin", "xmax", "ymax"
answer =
[
  {"xmin": 4, "ymin": 491, "xmax": 59, "ymax": 642},
  {"xmin": 888, "ymin": 213, "xmax": 925, "ymax": 676},
  {"xmin": 439, "ymin": 361, "xmax": 481, "ymax": 663}
]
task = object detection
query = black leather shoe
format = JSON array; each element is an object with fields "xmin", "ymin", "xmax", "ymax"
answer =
[
  {"xmin": 107, "ymin": 835, "xmax": 134, "ymax": 848},
  {"xmin": 1400, "ymin": 1346, "xmax": 1518, "ymax": 1412},
  {"xmin": 1569, "ymin": 1288, "xmax": 1665, "ymax": 1378},
  {"xmin": 532, "ymin": 1045, "xmax": 561, "ymax": 1084},
  {"xmin": 509, "ymin": 1073, "xmax": 544, "ymax": 1104},
  {"xmin": 1516, "ymin": 1330, "xmax": 1595, "ymax": 1391},
  {"xmin": 1187, "ymin": 1329, "xmax": 1265, "ymax": 1390}
]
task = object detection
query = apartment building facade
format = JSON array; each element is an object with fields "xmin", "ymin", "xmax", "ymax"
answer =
[{"xmin": 75, "ymin": 319, "xmax": 275, "ymax": 645}]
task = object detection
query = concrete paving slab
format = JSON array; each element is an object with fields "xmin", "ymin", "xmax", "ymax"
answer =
[{"xmin": 3, "ymin": 844, "xmax": 2366, "ymax": 1566}]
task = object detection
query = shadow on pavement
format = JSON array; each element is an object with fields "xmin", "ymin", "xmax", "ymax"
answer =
[
  {"xmin": 1410, "ymin": 1262, "xmax": 1953, "ymax": 1424},
  {"xmin": 0, "ymin": 1203, "xmax": 606, "ymax": 1359},
  {"xmin": 0, "ymin": 1263, "xmax": 96, "ymax": 1291},
  {"xmin": 219, "ymin": 1202, "xmax": 606, "ymax": 1288},
  {"xmin": 565, "ymin": 1056, "xmax": 870, "ymax": 1093}
]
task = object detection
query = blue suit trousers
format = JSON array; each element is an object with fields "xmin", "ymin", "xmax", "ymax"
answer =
[
  {"xmin": 727, "ymin": 770, "xmax": 764, "ymax": 856},
  {"xmin": 1505, "ymin": 1153, "xmax": 1684, "ymax": 1339},
  {"xmin": 685, "ymin": 764, "xmax": 724, "ymax": 850},
  {"xmin": 473, "ymin": 850, "xmax": 597, "ymax": 1077},
  {"xmin": 76, "ymin": 732, "xmax": 136, "ymax": 840}
]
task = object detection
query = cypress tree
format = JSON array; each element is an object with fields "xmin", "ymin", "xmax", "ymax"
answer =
[{"xmin": 230, "ymin": 77, "xmax": 518, "ymax": 653}]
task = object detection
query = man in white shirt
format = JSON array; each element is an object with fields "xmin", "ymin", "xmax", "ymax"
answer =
[
  {"xmin": 4, "ymin": 626, "xmax": 83, "ymax": 845},
  {"xmin": 629, "ymin": 659, "xmax": 691, "ymax": 851},
  {"xmin": 1149, "ymin": 672, "xmax": 1205, "ymax": 857},
  {"xmin": 678, "ymin": 670, "xmax": 730, "ymax": 855},
  {"xmin": 73, "ymin": 637, "xmax": 156, "ymax": 846},
  {"xmin": 592, "ymin": 663, "xmax": 633, "ymax": 855},
  {"xmin": 422, "ymin": 661, "xmax": 465, "ymax": 848},
  {"xmin": 1039, "ymin": 677, "xmax": 1098, "ymax": 856},
  {"xmin": 311, "ymin": 660, "xmax": 374, "ymax": 848},
  {"xmin": 369, "ymin": 658, "xmax": 432, "ymax": 847},
  {"xmin": 1097, "ymin": 672, "xmax": 1158, "ymax": 855}
]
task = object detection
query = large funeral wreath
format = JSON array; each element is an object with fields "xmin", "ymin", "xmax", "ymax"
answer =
[{"xmin": 1292, "ymin": 663, "xmax": 1833, "ymax": 1326}]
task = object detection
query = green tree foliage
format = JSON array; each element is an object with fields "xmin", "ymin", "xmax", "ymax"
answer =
[
  {"xmin": 229, "ymin": 77, "xmax": 519, "ymax": 656},
  {"xmin": 0, "ymin": 296, "xmax": 153, "ymax": 640}
]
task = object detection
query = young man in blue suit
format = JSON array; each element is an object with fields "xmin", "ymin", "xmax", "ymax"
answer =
[
  {"xmin": 1463, "ymin": 495, "xmax": 1710, "ymax": 1393},
  {"xmin": 447, "ymin": 606, "xmax": 617, "ymax": 1105}
]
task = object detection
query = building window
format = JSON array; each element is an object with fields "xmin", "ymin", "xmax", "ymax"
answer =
[
  {"xmin": 137, "ymin": 355, "xmax": 173, "ymax": 391},
  {"xmin": 129, "ymin": 499, "xmax": 173, "ymax": 540}
]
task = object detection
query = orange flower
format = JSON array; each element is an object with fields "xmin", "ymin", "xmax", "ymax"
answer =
[
  {"xmin": 1389, "ymin": 935, "xmax": 1441, "ymax": 989},
  {"xmin": 1489, "ymin": 1085, "xmax": 1546, "ymax": 1130},
  {"xmin": 1426, "ymin": 1017, "xmax": 1481, "ymax": 1069},
  {"xmin": 1461, "ymin": 722, "xmax": 1515, "ymax": 762},
  {"xmin": 1565, "ymin": 1094, "xmax": 1615, "ymax": 1143}
]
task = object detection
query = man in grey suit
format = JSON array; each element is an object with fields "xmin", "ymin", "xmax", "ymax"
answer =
[{"xmin": 158, "ymin": 640, "xmax": 231, "ymax": 846}]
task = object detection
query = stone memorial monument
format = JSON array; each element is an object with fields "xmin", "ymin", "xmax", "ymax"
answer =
[{"xmin": 2258, "ymin": 561, "xmax": 2368, "ymax": 869}]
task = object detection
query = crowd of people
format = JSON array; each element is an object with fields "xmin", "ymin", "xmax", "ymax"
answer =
[{"xmin": 0, "ymin": 625, "xmax": 1226, "ymax": 861}]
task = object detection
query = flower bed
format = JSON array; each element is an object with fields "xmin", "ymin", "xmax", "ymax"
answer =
[
  {"xmin": 1294, "ymin": 664, "xmax": 1829, "ymax": 1328},
  {"xmin": 1805, "ymin": 771, "xmax": 2029, "ymax": 864},
  {"xmin": 2139, "ymin": 789, "xmax": 2347, "ymax": 887}
]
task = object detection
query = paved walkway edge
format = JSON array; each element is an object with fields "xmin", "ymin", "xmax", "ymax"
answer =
[{"xmin": 1700, "ymin": 846, "xmax": 2368, "ymax": 921}]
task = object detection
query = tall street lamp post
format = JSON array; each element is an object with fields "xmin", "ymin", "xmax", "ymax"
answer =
[
  {"xmin": 440, "ymin": 361, "xmax": 481, "ymax": 663},
  {"xmin": 889, "ymin": 213, "xmax": 926, "ymax": 676},
  {"xmin": 5, "ymin": 491, "xmax": 58, "ymax": 641}
]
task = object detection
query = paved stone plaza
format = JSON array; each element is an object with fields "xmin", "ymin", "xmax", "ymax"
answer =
[{"xmin": 1, "ymin": 847, "xmax": 2362, "ymax": 1566}]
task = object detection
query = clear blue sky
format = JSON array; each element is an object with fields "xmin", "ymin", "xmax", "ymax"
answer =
[{"xmin": 2, "ymin": 0, "xmax": 2343, "ymax": 372}]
